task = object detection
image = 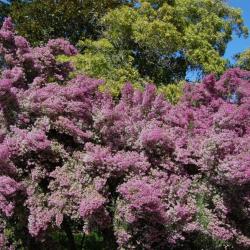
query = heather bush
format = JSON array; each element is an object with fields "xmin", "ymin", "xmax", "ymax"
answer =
[{"xmin": 0, "ymin": 18, "xmax": 250, "ymax": 250}]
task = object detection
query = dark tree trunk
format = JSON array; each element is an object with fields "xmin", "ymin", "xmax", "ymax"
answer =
[
  {"xmin": 62, "ymin": 218, "xmax": 77, "ymax": 250},
  {"xmin": 102, "ymin": 227, "xmax": 118, "ymax": 250}
]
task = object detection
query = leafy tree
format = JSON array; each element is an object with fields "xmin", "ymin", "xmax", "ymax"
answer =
[
  {"xmin": 0, "ymin": 1, "xmax": 10, "ymax": 24},
  {"xmin": 158, "ymin": 81, "xmax": 184, "ymax": 104},
  {"xmin": 59, "ymin": 39, "xmax": 184, "ymax": 103},
  {"xmin": 2, "ymin": 0, "xmax": 130, "ymax": 45},
  {"xmin": 59, "ymin": 38, "xmax": 145, "ymax": 97},
  {"xmin": 99, "ymin": 0, "xmax": 248, "ymax": 84},
  {"xmin": 235, "ymin": 48, "xmax": 250, "ymax": 70},
  {"xmin": 60, "ymin": 0, "xmax": 247, "ymax": 100},
  {"xmin": 1, "ymin": 0, "xmax": 248, "ymax": 101}
]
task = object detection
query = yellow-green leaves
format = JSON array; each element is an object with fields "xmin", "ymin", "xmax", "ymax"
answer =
[
  {"xmin": 99, "ymin": 0, "xmax": 248, "ymax": 84},
  {"xmin": 158, "ymin": 81, "xmax": 184, "ymax": 104},
  {"xmin": 57, "ymin": 0, "xmax": 247, "ymax": 103},
  {"xmin": 236, "ymin": 48, "xmax": 250, "ymax": 70},
  {"xmin": 58, "ymin": 38, "xmax": 145, "ymax": 97}
]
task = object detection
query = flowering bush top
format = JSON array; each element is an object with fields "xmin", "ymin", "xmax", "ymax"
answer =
[{"xmin": 0, "ymin": 18, "xmax": 249, "ymax": 249}]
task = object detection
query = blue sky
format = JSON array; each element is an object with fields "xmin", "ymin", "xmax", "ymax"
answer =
[{"xmin": 224, "ymin": 0, "xmax": 250, "ymax": 63}]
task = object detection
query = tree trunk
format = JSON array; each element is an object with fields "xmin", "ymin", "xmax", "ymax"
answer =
[{"xmin": 62, "ymin": 218, "xmax": 77, "ymax": 250}]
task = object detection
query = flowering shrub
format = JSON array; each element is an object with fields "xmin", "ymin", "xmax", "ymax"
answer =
[{"xmin": 0, "ymin": 18, "xmax": 250, "ymax": 249}]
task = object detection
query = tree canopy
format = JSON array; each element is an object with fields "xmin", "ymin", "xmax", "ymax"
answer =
[
  {"xmin": 57, "ymin": 0, "xmax": 248, "ymax": 98},
  {"xmin": 99, "ymin": 0, "xmax": 248, "ymax": 82},
  {"xmin": 236, "ymin": 48, "xmax": 250, "ymax": 70},
  {"xmin": 1, "ymin": 0, "xmax": 130, "ymax": 45},
  {"xmin": 0, "ymin": 0, "xmax": 248, "ymax": 88}
]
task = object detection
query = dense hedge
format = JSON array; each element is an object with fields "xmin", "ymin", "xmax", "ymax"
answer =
[{"xmin": 0, "ymin": 18, "xmax": 250, "ymax": 249}]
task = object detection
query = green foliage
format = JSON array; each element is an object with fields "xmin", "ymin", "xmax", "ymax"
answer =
[
  {"xmin": 235, "ymin": 48, "xmax": 250, "ymax": 70},
  {"xmin": 2, "ymin": 0, "xmax": 248, "ymax": 103},
  {"xmin": 190, "ymin": 233, "xmax": 232, "ymax": 250},
  {"xmin": 101, "ymin": 0, "xmax": 247, "ymax": 84},
  {"xmin": 58, "ymin": 38, "xmax": 146, "ymax": 97},
  {"xmin": 158, "ymin": 81, "xmax": 184, "ymax": 104},
  {"xmin": 0, "ymin": 1, "xmax": 11, "ymax": 24},
  {"xmin": 4, "ymin": 0, "xmax": 247, "ymax": 103},
  {"xmin": 196, "ymin": 193, "xmax": 210, "ymax": 229},
  {"xmin": 4, "ymin": 0, "xmax": 128, "ymax": 45},
  {"xmin": 58, "ymin": 43, "xmax": 184, "ymax": 104},
  {"xmin": 51, "ymin": 231, "xmax": 112, "ymax": 250},
  {"xmin": 193, "ymin": 192, "xmax": 232, "ymax": 250},
  {"xmin": 58, "ymin": 0, "xmax": 248, "ymax": 102}
]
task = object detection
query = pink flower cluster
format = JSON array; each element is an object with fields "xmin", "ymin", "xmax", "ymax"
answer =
[{"xmin": 0, "ymin": 18, "xmax": 249, "ymax": 249}]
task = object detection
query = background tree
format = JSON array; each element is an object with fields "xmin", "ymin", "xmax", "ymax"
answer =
[
  {"xmin": 235, "ymin": 48, "xmax": 250, "ymax": 70},
  {"xmin": 1, "ymin": 0, "xmax": 248, "ymax": 102},
  {"xmin": 1, "ymin": 0, "xmax": 131, "ymax": 45},
  {"xmin": 99, "ymin": 0, "xmax": 248, "ymax": 83},
  {"xmin": 59, "ymin": 38, "xmax": 184, "ymax": 103},
  {"xmin": 60, "ymin": 0, "xmax": 248, "ymax": 99},
  {"xmin": 60, "ymin": 38, "xmax": 145, "ymax": 97},
  {"xmin": 0, "ymin": 1, "xmax": 10, "ymax": 24}
]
